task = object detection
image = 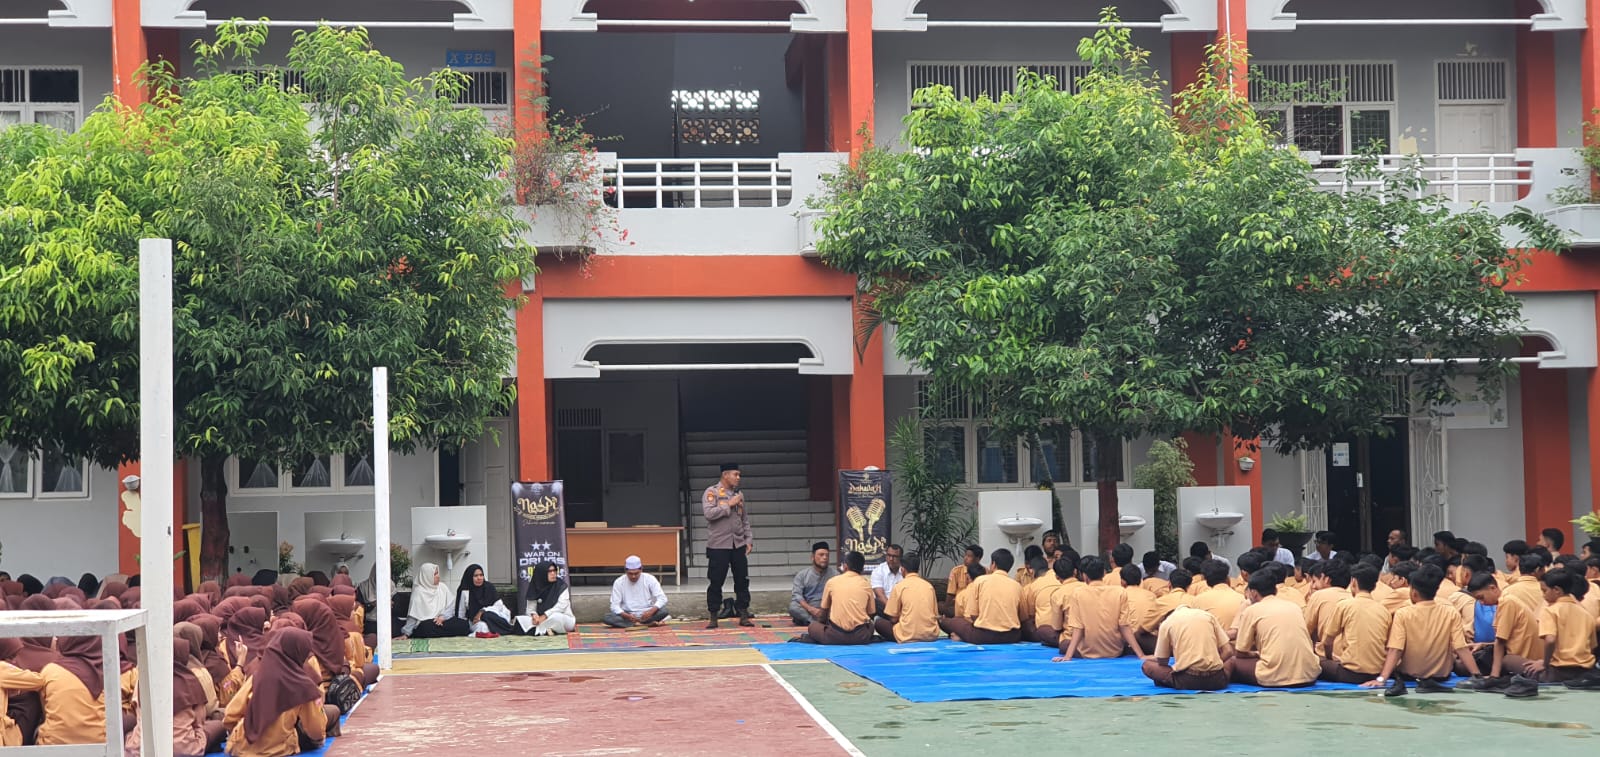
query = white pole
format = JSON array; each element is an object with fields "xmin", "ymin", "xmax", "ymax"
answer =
[
  {"xmin": 374, "ymin": 367, "xmax": 392, "ymax": 670},
  {"xmin": 138, "ymin": 238, "xmax": 175, "ymax": 757}
]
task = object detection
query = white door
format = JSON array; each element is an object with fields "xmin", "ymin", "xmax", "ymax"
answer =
[
  {"xmin": 462, "ymin": 419, "xmax": 514, "ymax": 583},
  {"xmin": 1435, "ymin": 104, "xmax": 1512, "ymax": 202},
  {"xmin": 1409, "ymin": 416, "xmax": 1448, "ymax": 539}
]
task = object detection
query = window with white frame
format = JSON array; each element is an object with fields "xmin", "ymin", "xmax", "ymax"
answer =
[
  {"xmin": 1249, "ymin": 62, "xmax": 1396, "ymax": 157},
  {"xmin": 908, "ymin": 61, "xmax": 1091, "ymax": 109},
  {"xmin": 916, "ymin": 380, "xmax": 1129, "ymax": 487},
  {"xmin": 0, "ymin": 442, "xmax": 90, "ymax": 498},
  {"xmin": 438, "ymin": 68, "xmax": 510, "ymax": 120},
  {"xmin": 230, "ymin": 453, "xmax": 373, "ymax": 494},
  {"xmin": 0, "ymin": 67, "xmax": 82, "ymax": 133}
]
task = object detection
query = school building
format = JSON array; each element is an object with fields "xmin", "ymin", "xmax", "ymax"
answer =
[{"xmin": 3, "ymin": 0, "xmax": 1600, "ymax": 587}]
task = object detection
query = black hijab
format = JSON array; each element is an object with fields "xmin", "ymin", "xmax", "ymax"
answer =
[
  {"xmin": 251, "ymin": 569, "xmax": 279, "ymax": 587},
  {"xmin": 527, "ymin": 561, "xmax": 568, "ymax": 615},
  {"xmin": 456, "ymin": 564, "xmax": 499, "ymax": 617},
  {"xmin": 76, "ymin": 573, "xmax": 100, "ymax": 598},
  {"xmin": 18, "ymin": 574, "xmax": 43, "ymax": 596}
]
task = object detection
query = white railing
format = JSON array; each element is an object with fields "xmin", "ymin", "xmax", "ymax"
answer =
[
  {"xmin": 1308, "ymin": 153, "xmax": 1531, "ymax": 203},
  {"xmin": 0, "ymin": 609, "xmax": 153, "ymax": 756},
  {"xmin": 605, "ymin": 158, "xmax": 794, "ymax": 209}
]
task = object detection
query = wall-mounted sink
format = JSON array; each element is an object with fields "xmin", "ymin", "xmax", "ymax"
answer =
[
  {"xmin": 997, "ymin": 516, "xmax": 1043, "ymax": 546},
  {"xmin": 424, "ymin": 534, "xmax": 471, "ymax": 571},
  {"xmin": 1117, "ymin": 515, "xmax": 1147, "ymax": 538},
  {"xmin": 1196, "ymin": 512, "xmax": 1244, "ymax": 531},
  {"xmin": 318, "ymin": 538, "xmax": 366, "ymax": 562}
]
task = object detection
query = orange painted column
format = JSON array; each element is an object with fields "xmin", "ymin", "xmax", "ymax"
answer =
[
  {"xmin": 1221, "ymin": 434, "xmax": 1263, "ymax": 540},
  {"xmin": 512, "ymin": 2, "xmax": 551, "ymax": 482},
  {"xmin": 514, "ymin": 0, "xmax": 544, "ymax": 133},
  {"xmin": 844, "ymin": 0, "xmax": 874, "ymax": 155},
  {"xmin": 1519, "ymin": 365, "xmax": 1572, "ymax": 539},
  {"xmin": 826, "ymin": 36, "xmax": 850, "ymax": 152},
  {"xmin": 1181, "ymin": 432, "xmax": 1220, "ymax": 486},
  {"xmin": 1169, "ymin": 32, "xmax": 1208, "ymax": 99},
  {"xmin": 111, "ymin": 0, "xmax": 147, "ymax": 106},
  {"xmin": 1515, "ymin": 3, "xmax": 1558, "ymax": 148},
  {"xmin": 1584, "ymin": 0, "xmax": 1600, "ymax": 133},
  {"xmin": 841, "ymin": 0, "xmax": 884, "ymax": 470},
  {"xmin": 115, "ymin": 460, "xmax": 189, "ymax": 587},
  {"xmin": 1215, "ymin": 0, "xmax": 1249, "ymax": 97}
]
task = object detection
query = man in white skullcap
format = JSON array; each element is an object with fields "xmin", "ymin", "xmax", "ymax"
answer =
[{"xmin": 603, "ymin": 555, "xmax": 670, "ymax": 628}]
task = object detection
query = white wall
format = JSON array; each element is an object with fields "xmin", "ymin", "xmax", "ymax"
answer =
[
  {"xmin": 1448, "ymin": 377, "xmax": 1527, "ymax": 548},
  {"xmin": 0, "ymin": 464, "xmax": 120, "ymax": 579},
  {"xmin": 0, "ymin": 26, "xmax": 114, "ymax": 119}
]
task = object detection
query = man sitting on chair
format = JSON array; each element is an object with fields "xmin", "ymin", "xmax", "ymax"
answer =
[{"xmin": 603, "ymin": 556, "xmax": 670, "ymax": 628}]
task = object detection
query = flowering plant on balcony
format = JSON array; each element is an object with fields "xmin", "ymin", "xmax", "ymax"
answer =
[{"xmin": 504, "ymin": 47, "xmax": 625, "ymax": 259}]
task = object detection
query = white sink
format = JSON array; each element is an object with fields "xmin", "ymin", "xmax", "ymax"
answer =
[
  {"xmin": 1117, "ymin": 515, "xmax": 1147, "ymax": 538},
  {"xmin": 1196, "ymin": 512, "xmax": 1244, "ymax": 531},
  {"xmin": 425, "ymin": 534, "xmax": 471, "ymax": 552},
  {"xmin": 997, "ymin": 516, "xmax": 1044, "ymax": 537},
  {"xmin": 318, "ymin": 538, "xmax": 366, "ymax": 561}
]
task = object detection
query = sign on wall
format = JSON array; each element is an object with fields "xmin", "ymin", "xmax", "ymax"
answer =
[
  {"xmin": 445, "ymin": 49, "xmax": 497, "ymax": 67},
  {"xmin": 512, "ymin": 480, "xmax": 567, "ymax": 612},
  {"xmin": 838, "ymin": 470, "xmax": 892, "ymax": 567}
]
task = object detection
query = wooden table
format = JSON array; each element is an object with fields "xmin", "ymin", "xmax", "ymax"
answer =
[
  {"xmin": 0, "ymin": 609, "xmax": 152, "ymax": 756},
  {"xmin": 566, "ymin": 526, "xmax": 685, "ymax": 585}
]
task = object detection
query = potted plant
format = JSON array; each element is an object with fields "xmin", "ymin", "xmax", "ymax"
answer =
[
  {"xmin": 278, "ymin": 541, "xmax": 303, "ymax": 582},
  {"xmin": 1265, "ymin": 512, "xmax": 1313, "ymax": 555},
  {"xmin": 1574, "ymin": 512, "xmax": 1600, "ymax": 540},
  {"xmin": 888, "ymin": 418, "xmax": 976, "ymax": 599},
  {"xmin": 1543, "ymin": 117, "xmax": 1600, "ymax": 247}
]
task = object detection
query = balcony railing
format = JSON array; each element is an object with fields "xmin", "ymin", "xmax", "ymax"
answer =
[
  {"xmin": 1308, "ymin": 153, "xmax": 1532, "ymax": 204},
  {"xmin": 606, "ymin": 159, "xmax": 794, "ymax": 209}
]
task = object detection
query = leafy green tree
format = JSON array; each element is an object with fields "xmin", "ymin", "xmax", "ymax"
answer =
[
  {"xmin": 1132, "ymin": 438, "xmax": 1196, "ymax": 559},
  {"xmin": 816, "ymin": 18, "xmax": 1561, "ymax": 553},
  {"xmin": 888, "ymin": 418, "xmax": 976, "ymax": 576},
  {"xmin": 0, "ymin": 22, "xmax": 535, "ymax": 579}
]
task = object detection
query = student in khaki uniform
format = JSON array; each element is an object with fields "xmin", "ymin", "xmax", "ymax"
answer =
[
  {"xmin": 1373, "ymin": 563, "xmax": 1413, "ymax": 613},
  {"xmin": 1136, "ymin": 569, "xmax": 1197, "ymax": 655},
  {"xmin": 0, "ymin": 639, "xmax": 43, "ymax": 747},
  {"xmin": 1507, "ymin": 569, "xmax": 1597, "ymax": 683},
  {"xmin": 1054, "ymin": 556, "xmax": 1144, "ymax": 661},
  {"xmin": 1192, "ymin": 560, "xmax": 1248, "ymax": 633},
  {"xmin": 942, "ymin": 545, "xmax": 984, "ymax": 617},
  {"xmin": 1141, "ymin": 606, "xmax": 1234, "ymax": 690},
  {"xmin": 1360, "ymin": 565, "xmax": 1482, "ymax": 694},
  {"xmin": 940, "ymin": 549, "xmax": 1024, "ymax": 644},
  {"xmin": 1140, "ymin": 553, "xmax": 1172, "ymax": 595},
  {"xmin": 224, "ymin": 629, "xmax": 336, "ymax": 757},
  {"xmin": 1017, "ymin": 556, "xmax": 1059, "ymax": 640},
  {"xmin": 1118, "ymin": 565, "xmax": 1159, "ymax": 651},
  {"xmin": 13, "ymin": 634, "xmax": 107, "ymax": 746},
  {"xmin": 1318, "ymin": 564, "xmax": 1391, "ymax": 684},
  {"xmin": 1034, "ymin": 556, "xmax": 1080, "ymax": 647},
  {"xmin": 1304, "ymin": 561, "xmax": 1351, "ymax": 645},
  {"xmin": 874, "ymin": 553, "xmax": 941, "ymax": 643},
  {"xmin": 802, "ymin": 552, "xmax": 877, "ymax": 645},
  {"xmin": 1476, "ymin": 557, "xmax": 1545, "ymax": 681},
  {"xmin": 1498, "ymin": 540, "xmax": 1530, "ymax": 587},
  {"xmin": 1500, "ymin": 551, "xmax": 1548, "ymax": 614},
  {"xmin": 1015, "ymin": 545, "xmax": 1044, "ymax": 584},
  {"xmin": 1582, "ymin": 557, "xmax": 1600, "ymax": 622},
  {"xmin": 1225, "ymin": 573, "xmax": 1321, "ymax": 687},
  {"xmin": 951, "ymin": 563, "xmax": 986, "ymax": 620}
]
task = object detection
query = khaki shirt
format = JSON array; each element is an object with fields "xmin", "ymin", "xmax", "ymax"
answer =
[
  {"xmin": 1372, "ymin": 581, "xmax": 1410, "ymax": 613},
  {"xmin": 1502, "ymin": 575, "xmax": 1546, "ymax": 614},
  {"xmin": 701, "ymin": 484, "xmax": 752, "ymax": 549},
  {"xmin": 1304, "ymin": 586, "xmax": 1350, "ymax": 641},
  {"xmin": 970, "ymin": 573, "xmax": 1023, "ymax": 632},
  {"xmin": 1018, "ymin": 574, "xmax": 1060, "ymax": 622},
  {"xmin": 1156, "ymin": 607, "xmax": 1230, "ymax": 674},
  {"xmin": 885, "ymin": 574, "xmax": 941, "ymax": 642},
  {"xmin": 1140, "ymin": 589, "xmax": 1194, "ymax": 635},
  {"xmin": 1121, "ymin": 586, "xmax": 1158, "ymax": 630},
  {"xmin": 1236, "ymin": 596, "xmax": 1321, "ymax": 687},
  {"xmin": 947, "ymin": 564, "xmax": 975, "ymax": 598},
  {"xmin": 223, "ymin": 677, "xmax": 329, "ymax": 757},
  {"xmin": 1193, "ymin": 584, "xmax": 1247, "ymax": 630},
  {"xmin": 24, "ymin": 663, "xmax": 106, "ymax": 746},
  {"xmin": 1140, "ymin": 577, "xmax": 1171, "ymax": 595},
  {"xmin": 1494, "ymin": 593, "xmax": 1543, "ymax": 660},
  {"xmin": 1323, "ymin": 592, "xmax": 1391, "ymax": 675},
  {"xmin": 1066, "ymin": 584, "xmax": 1129, "ymax": 658},
  {"xmin": 1539, "ymin": 596, "xmax": 1598, "ymax": 668},
  {"xmin": 1388, "ymin": 600, "xmax": 1465, "ymax": 679},
  {"xmin": 0, "ymin": 663, "xmax": 44, "ymax": 746},
  {"xmin": 821, "ymin": 571, "xmax": 875, "ymax": 631}
]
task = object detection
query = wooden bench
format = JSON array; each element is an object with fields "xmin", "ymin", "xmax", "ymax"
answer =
[{"xmin": 566, "ymin": 524, "xmax": 685, "ymax": 585}]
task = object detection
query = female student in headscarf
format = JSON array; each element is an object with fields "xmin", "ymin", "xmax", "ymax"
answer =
[
  {"xmin": 523, "ymin": 562, "xmax": 576, "ymax": 636},
  {"xmin": 222, "ymin": 628, "xmax": 338, "ymax": 756},
  {"xmin": 8, "ymin": 633, "xmax": 107, "ymax": 745},
  {"xmin": 76, "ymin": 573, "xmax": 100, "ymax": 599},
  {"xmin": 225, "ymin": 607, "xmax": 270, "ymax": 672},
  {"xmin": 291, "ymin": 597, "xmax": 372, "ymax": 699},
  {"xmin": 122, "ymin": 637, "xmax": 225, "ymax": 757},
  {"xmin": 455, "ymin": 564, "xmax": 518, "ymax": 637},
  {"xmin": 1, "ymin": 638, "xmax": 43, "ymax": 747},
  {"xmin": 173, "ymin": 623, "xmax": 221, "ymax": 715},
  {"xmin": 401, "ymin": 563, "xmax": 471, "ymax": 639}
]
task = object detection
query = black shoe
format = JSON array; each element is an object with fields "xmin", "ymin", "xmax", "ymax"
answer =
[
  {"xmin": 705, "ymin": 618, "xmax": 719, "ymax": 630},
  {"xmin": 1415, "ymin": 678, "xmax": 1452, "ymax": 693},
  {"xmin": 1562, "ymin": 672, "xmax": 1600, "ymax": 690},
  {"xmin": 1457, "ymin": 676, "xmax": 1498, "ymax": 692},
  {"xmin": 738, "ymin": 611, "xmax": 755, "ymax": 628},
  {"xmin": 1503, "ymin": 675, "xmax": 1540, "ymax": 698},
  {"xmin": 1382, "ymin": 678, "xmax": 1407, "ymax": 697}
]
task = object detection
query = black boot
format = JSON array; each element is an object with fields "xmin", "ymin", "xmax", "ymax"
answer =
[
  {"xmin": 705, "ymin": 616, "xmax": 719, "ymax": 630},
  {"xmin": 738, "ymin": 609, "xmax": 755, "ymax": 627}
]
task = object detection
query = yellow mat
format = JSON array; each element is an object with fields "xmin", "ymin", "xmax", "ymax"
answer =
[{"xmin": 385, "ymin": 647, "xmax": 767, "ymax": 676}]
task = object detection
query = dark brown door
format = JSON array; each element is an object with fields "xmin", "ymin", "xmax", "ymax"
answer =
[{"xmin": 556, "ymin": 428, "xmax": 604, "ymax": 527}]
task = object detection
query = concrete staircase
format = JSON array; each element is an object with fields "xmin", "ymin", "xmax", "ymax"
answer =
[{"xmin": 684, "ymin": 429, "xmax": 836, "ymax": 578}]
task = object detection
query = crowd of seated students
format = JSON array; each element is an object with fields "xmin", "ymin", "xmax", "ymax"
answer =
[
  {"xmin": 2, "ymin": 568, "xmax": 383, "ymax": 755},
  {"xmin": 783, "ymin": 526, "xmax": 1600, "ymax": 697}
]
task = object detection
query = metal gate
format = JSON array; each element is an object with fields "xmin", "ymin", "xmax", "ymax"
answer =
[
  {"xmin": 1299, "ymin": 448, "xmax": 1328, "ymax": 531},
  {"xmin": 1409, "ymin": 416, "xmax": 1449, "ymax": 538}
]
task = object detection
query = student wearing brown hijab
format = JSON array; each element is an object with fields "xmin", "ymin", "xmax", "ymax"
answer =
[
  {"xmin": 173, "ymin": 597, "xmax": 206, "ymax": 624},
  {"xmin": 12, "ymin": 633, "xmax": 108, "ymax": 745},
  {"xmin": 1, "ymin": 638, "xmax": 44, "ymax": 747},
  {"xmin": 190, "ymin": 614, "xmax": 242, "ymax": 709},
  {"xmin": 328, "ymin": 595, "xmax": 379, "ymax": 685},
  {"xmin": 227, "ymin": 573, "xmax": 254, "ymax": 589},
  {"xmin": 225, "ymin": 607, "xmax": 271, "ymax": 673},
  {"xmin": 123, "ymin": 637, "xmax": 223, "ymax": 757},
  {"xmin": 290, "ymin": 597, "xmax": 366, "ymax": 692},
  {"xmin": 287, "ymin": 577, "xmax": 316, "ymax": 603},
  {"xmin": 222, "ymin": 628, "xmax": 336, "ymax": 757},
  {"xmin": 199, "ymin": 581, "xmax": 224, "ymax": 607},
  {"xmin": 270, "ymin": 584, "xmax": 293, "ymax": 614},
  {"xmin": 173, "ymin": 622, "xmax": 222, "ymax": 715}
]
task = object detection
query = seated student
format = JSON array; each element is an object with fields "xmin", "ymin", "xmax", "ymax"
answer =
[
  {"xmin": 1582, "ymin": 539, "xmax": 1600, "ymax": 561},
  {"xmin": 874, "ymin": 552, "xmax": 941, "ymax": 643},
  {"xmin": 1015, "ymin": 545, "xmax": 1045, "ymax": 584},
  {"xmin": 456, "ymin": 564, "xmax": 518, "ymax": 638},
  {"xmin": 1141, "ymin": 606, "xmax": 1234, "ymax": 691},
  {"xmin": 790, "ymin": 542, "xmax": 838, "ymax": 627},
  {"xmin": 1373, "ymin": 562, "xmax": 1413, "ymax": 613},
  {"xmin": 940, "ymin": 549, "xmax": 1024, "ymax": 644},
  {"xmin": 1225, "ymin": 572, "xmax": 1321, "ymax": 688},
  {"xmin": 1192, "ymin": 559, "xmax": 1247, "ymax": 633},
  {"xmin": 1422, "ymin": 554, "xmax": 1474, "ymax": 637},
  {"xmin": 1306, "ymin": 532, "xmax": 1340, "ymax": 563},
  {"xmin": 800, "ymin": 551, "xmax": 876, "ymax": 645},
  {"xmin": 402, "ymin": 563, "xmax": 471, "ymax": 639},
  {"xmin": 1106, "ymin": 544, "xmax": 1136, "ymax": 585},
  {"xmin": 1304, "ymin": 561, "xmax": 1351, "ymax": 645},
  {"xmin": 1261, "ymin": 529, "xmax": 1296, "ymax": 567},
  {"xmin": 1180, "ymin": 556, "xmax": 1206, "ymax": 597},
  {"xmin": 943, "ymin": 545, "xmax": 985, "ymax": 616},
  {"xmin": 1017, "ymin": 556, "xmax": 1059, "ymax": 640},
  {"xmin": 0, "ymin": 639, "xmax": 39, "ymax": 747},
  {"xmin": 1501, "ymin": 550, "xmax": 1548, "ymax": 613},
  {"xmin": 1118, "ymin": 565, "xmax": 1158, "ymax": 648},
  {"xmin": 523, "ymin": 561, "xmax": 576, "ymax": 636},
  {"xmin": 1035, "ymin": 554, "xmax": 1081, "ymax": 647},
  {"xmin": 1318, "ymin": 564, "xmax": 1390, "ymax": 684},
  {"xmin": 1500, "ymin": 569, "xmax": 1597, "ymax": 685},
  {"xmin": 1582, "ymin": 556, "xmax": 1600, "ymax": 621},
  {"xmin": 603, "ymin": 556, "xmax": 670, "ymax": 628},
  {"xmin": 1361, "ymin": 565, "xmax": 1483, "ymax": 695},
  {"xmin": 1474, "ymin": 554, "xmax": 1546, "ymax": 692},
  {"xmin": 1242, "ymin": 551, "xmax": 1303, "ymax": 608},
  {"xmin": 1457, "ymin": 572, "xmax": 1500, "ymax": 676},
  {"xmin": 223, "ymin": 629, "xmax": 338, "ymax": 757},
  {"xmin": 1054, "ymin": 557, "xmax": 1143, "ymax": 661},
  {"xmin": 1539, "ymin": 528, "xmax": 1566, "ymax": 558},
  {"xmin": 951, "ymin": 563, "xmax": 987, "ymax": 620},
  {"xmin": 1499, "ymin": 540, "xmax": 1530, "ymax": 587},
  {"xmin": 6, "ymin": 633, "xmax": 107, "ymax": 746},
  {"xmin": 1136, "ymin": 568, "xmax": 1196, "ymax": 655},
  {"xmin": 123, "ymin": 637, "xmax": 227, "ymax": 757},
  {"xmin": 1140, "ymin": 553, "xmax": 1172, "ymax": 594}
]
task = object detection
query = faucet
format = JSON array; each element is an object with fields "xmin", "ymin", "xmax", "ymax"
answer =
[
  {"xmin": 339, "ymin": 532, "xmax": 348, "ymax": 540},
  {"xmin": 447, "ymin": 528, "xmax": 457, "ymax": 536}
]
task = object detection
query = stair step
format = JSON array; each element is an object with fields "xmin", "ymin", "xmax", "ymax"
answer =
[
  {"xmin": 687, "ymin": 499, "xmax": 834, "ymax": 514},
  {"xmin": 685, "ymin": 438, "xmax": 807, "ymax": 454},
  {"xmin": 690, "ymin": 513, "xmax": 836, "ymax": 529},
  {"xmin": 684, "ymin": 429, "xmax": 806, "ymax": 441},
  {"xmin": 686, "ymin": 451, "xmax": 805, "ymax": 465},
  {"xmin": 690, "ymin": 475, "xmax": 810, "ymax": 490},
  {"xmin": 688, "ymin": 462, "xmax": 806, "ymax": 478}
]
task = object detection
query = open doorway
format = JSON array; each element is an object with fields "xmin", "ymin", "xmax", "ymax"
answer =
[{"xmin": 1325, "ymin": 418, "xmax": 1411, "ymax": 554}]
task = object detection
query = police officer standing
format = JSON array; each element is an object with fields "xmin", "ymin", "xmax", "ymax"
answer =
[{"xmin": 703, "ymin": 462, "xmax": 754, "ymax": 628}]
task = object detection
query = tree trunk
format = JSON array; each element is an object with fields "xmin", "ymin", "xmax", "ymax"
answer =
[
  {"xmin": 1091, "ymin": 431, "xmax": 1121, "ymax": 555},
  {"xmin": 198, "ymin": 453, "xmax": 231, "ymax": 582}
]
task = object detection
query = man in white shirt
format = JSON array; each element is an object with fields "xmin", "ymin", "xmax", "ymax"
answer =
[
  {"xmin": 1304, "ymin": 531, "xmax": 1339, "ymax": 563},
  {"xmin": 603, "ymin": 555, "xmax": 670, "ymax": 628},
  {"xmin": 870, "ymin": 544, "xmax": 906, "ymax": 612},
  {"xmin": 1260, "ymin": 529, "xmax": 1297, "ymax": 567}
]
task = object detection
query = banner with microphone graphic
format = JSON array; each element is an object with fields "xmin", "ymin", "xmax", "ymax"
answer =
[{"xmin": 837, "ymin": 470, "xmax": 892, "ymax": 568}]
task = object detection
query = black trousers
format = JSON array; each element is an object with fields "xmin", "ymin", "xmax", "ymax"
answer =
[{"xmin": 706, "ymin": 546, "xmax": 751, "ymax": 614}]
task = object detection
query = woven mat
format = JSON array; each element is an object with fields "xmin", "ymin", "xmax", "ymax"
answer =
[
  {"xmin": 401, "ymin": 633, "xmax": 570, "ymax": 656},
  {"xmin": 567, "ymin": 615, "xmax": 803, "ymax": 650}
]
